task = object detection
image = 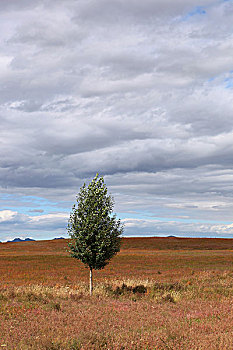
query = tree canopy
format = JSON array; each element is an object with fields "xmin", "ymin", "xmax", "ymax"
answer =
[{"xmin": 67, "ymin": 174, "xmax": 123, "ymax": 294}]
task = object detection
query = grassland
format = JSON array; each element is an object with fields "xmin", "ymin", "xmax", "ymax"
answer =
[{"xmin": 0, "ymin": 237, "xmax": 232, "ymax": 349}]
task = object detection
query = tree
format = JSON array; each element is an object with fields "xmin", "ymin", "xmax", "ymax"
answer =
[{"xmin": 67, "ymin": 174, "xmax": 123, "ymax": 295}]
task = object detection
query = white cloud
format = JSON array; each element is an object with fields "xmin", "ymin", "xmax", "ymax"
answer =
[
  {"xmin": 122, "ymin": 217, "xmax": 233, "ymax": 237},
  {"xmin": 30, "ymin": 212, "xmax": 69, "ymax": 223},
  {"xmin": 0, "ymin": 209, "xmax": 69, "ymax": 240},
  {"xmin": 0, "ymin": 210, "xmax": 17, "ymax": 222}
]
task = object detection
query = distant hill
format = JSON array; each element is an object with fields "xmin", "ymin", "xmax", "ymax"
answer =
[
  {"xmin": 53, "ymin": 237, "xmax": 65, "ymax": 240},
  {"xmin": 7, "ymin": 238, "xmax": 35, "ymax": 243}
]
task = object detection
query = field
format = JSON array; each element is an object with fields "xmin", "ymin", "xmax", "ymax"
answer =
[{"xmin": 0, "ymin": 237, "xmax": 232, "ymax": 350}]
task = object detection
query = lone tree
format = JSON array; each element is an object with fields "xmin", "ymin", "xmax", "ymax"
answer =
[{"xmin": 67, "ymin": 174, "xmax": 123, "ymax": 295}]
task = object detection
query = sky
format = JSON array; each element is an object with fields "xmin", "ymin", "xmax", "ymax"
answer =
[{"xmin": 1, "ymin": 0, "xmax": 233, "ymax": 241}]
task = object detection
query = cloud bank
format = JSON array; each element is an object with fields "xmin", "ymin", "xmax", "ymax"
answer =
[{"xmin": 0, "ymin": 0, "xmax": 233, "ymax": 240}]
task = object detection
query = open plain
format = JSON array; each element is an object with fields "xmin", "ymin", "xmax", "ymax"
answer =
[{"xmin": 0, "ymin": 237, "xmax": 232, "ymax": 350}]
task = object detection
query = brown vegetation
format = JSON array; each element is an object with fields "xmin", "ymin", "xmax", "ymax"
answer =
[{"xmin": 0, "ymin": 237, "xmax": 232, "ymax": 349}]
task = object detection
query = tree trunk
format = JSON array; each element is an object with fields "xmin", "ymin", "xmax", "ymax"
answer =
[{"xmin": 89, "ymin": 268, "xmax": 93, "ymax": 296}]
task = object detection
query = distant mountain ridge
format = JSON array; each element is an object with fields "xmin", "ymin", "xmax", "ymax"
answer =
[
  {"xmin": 7, "ymin": 238, "xmax": 35, "ymax": 243},
  {"xmin": 4, "ymin": 237, "xmax": 65, "ymax": 243}
]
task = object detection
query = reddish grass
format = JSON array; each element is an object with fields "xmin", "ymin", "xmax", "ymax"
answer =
[{"xmin": 0, "ymin": 237, "xmax": 232, "ymax": 349}]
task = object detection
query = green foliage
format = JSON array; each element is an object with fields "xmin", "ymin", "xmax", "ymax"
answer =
[{"xmin": 67, "ymin": 174, "xmax": 123, "ymax": 270}]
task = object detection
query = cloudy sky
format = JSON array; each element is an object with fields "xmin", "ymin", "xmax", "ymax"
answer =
[{"xmin": 1, "ymin": 0, "xmax": 233, "ymax": 241}]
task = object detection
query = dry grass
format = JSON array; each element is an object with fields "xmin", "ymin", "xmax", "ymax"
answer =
[{"xmin": 0, "ymin": 237, "xmax": 232, "ymax": 349}]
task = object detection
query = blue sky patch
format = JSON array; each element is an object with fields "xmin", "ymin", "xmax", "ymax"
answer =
[
  {"xmin": 181, "ymin": 6, "xmax": 206, "ymax": 21},
  {"xmin": 224, "ymin": 71, "xmax": 233, "ymax": 88}
]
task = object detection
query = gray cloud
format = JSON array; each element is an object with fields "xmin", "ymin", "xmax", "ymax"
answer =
[
  {"xmin": 75, "ymin": 0, "xmax": 215, "ymax": 23},
  {"xmin": 0, "ymin": 0, "xmax": 233, "ymax": 240},
  {"xmin": 29, "ymin": 209, "xmax": 44, "ymax": 213}
]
